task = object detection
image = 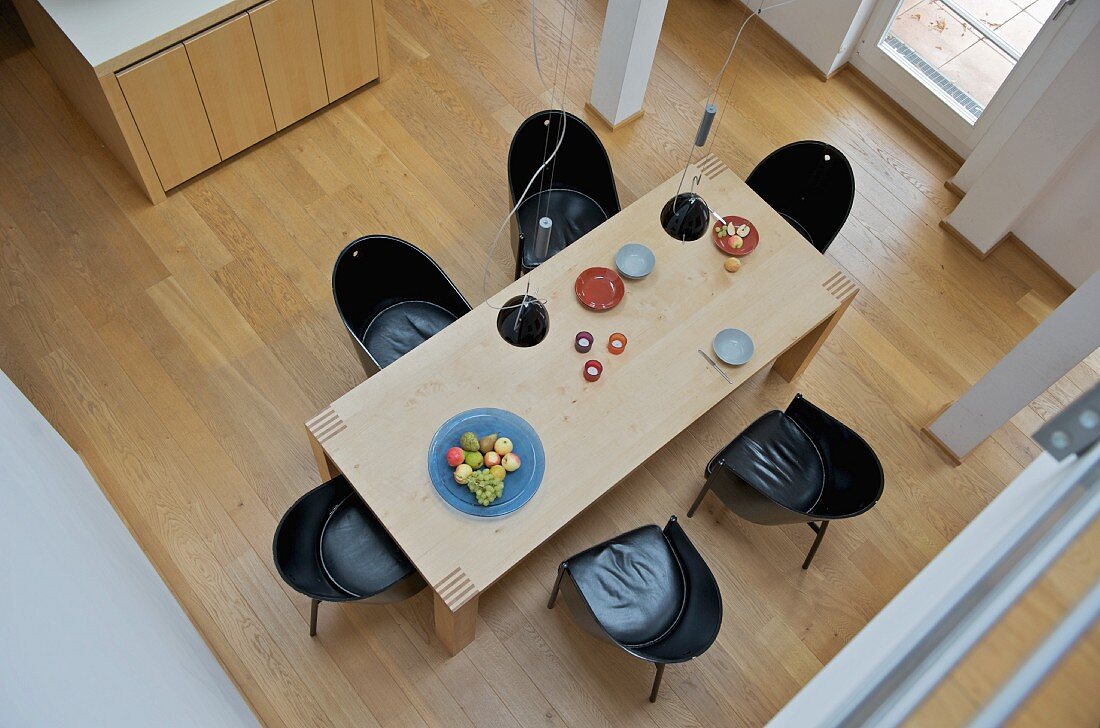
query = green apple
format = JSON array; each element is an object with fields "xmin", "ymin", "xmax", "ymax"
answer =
[{"xmin": 493, "ymin": 437, "xmax": 513, "ymax": 455}]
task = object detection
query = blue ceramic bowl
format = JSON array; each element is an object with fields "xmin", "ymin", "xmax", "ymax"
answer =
[
  {"xmin": 427, "ymin": 408, "xmax": 545, "ymax": 517},
  {"xmin": 614, "ymin": 243, "xmax": 656, "ymax": 279},
  {"xmin": 712, "ymin": 328, "xmax": 754, "ymax": 365}
]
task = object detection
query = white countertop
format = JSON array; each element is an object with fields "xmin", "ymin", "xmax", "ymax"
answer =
[{"xmin": 38, "ymin": 0, "xmax": 254, "ymax": 73}]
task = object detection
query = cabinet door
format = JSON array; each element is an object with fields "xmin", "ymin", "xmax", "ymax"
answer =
[
  {"xmin": 117, "ymin": 45, "xmax": 221, "ymax": 190},
  {"xmin": 249, "ymin": 0, "xmax": 329, "ymax": 130},
  {"xmin": 184, "ymin": 15, "xmax": 276, "ymax": 158},
  {"xmin": 313, "ymin": 0, "xmax": 379, "ymax": 101}
]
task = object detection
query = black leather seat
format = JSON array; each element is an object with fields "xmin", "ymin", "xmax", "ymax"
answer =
[
  {"xmin": 273, "ymin": 476, "xmax": 425, "ymax": 635},
  {"xmin": 515, "ymin": 189, "xmax": 608, "ymax": 271},
  {"xmin": 508, "ymin": 110, "xmax": 620, "ymax": 278},
  {"xmin": 333, "ymin": 235, "xmax": 471, "ymax": 374},
  {"xmin": 745, "ymin": 141, "xmax": 855, "ymax": 253},
  {"xmin": 548, "ymin": 517, "xmax": 722, "ymax": 702},
  {"xmin": 688, "ymin": 394, "xmax": 883, "ymax": 569},
  {"xmin": 361, "ymin": 301, "xmax": 458, "ymax": 370}
]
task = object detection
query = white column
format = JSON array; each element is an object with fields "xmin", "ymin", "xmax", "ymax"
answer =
[
  {"xmin": 943, "ymin": 17, "xmax": 1100, "ymax": 254},
  {"xmin": 588, "ymin": 0, "xmax": 668, "ymax": 128},
  {"xmin": 925, "ymin": 269, "xmax": 1100, "ymax": 460}
]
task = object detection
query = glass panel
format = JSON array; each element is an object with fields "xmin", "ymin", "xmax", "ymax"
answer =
[{"xmin": 878, "ymin": 0, "xmax": 1056, "ymax": 121}]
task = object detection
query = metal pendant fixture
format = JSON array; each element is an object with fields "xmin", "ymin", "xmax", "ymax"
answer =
[
  {"xmin": 661, "ymin": 191, "xmax": 711, "ymax": 241},
  {"xmin": 661, "ymin": 104, "xmax": 716, "ymax": 241},
  {"xmin": 662, "ymin": 1, "xmax": 779, "ymax": 240},
  {"xmin": 497, "ymin": 293, "xmax": 550, "ymax": 347}
]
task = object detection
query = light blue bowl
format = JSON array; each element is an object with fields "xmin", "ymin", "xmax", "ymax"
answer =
[
  {"xmin": 614, "ymin": 243, "xmax": 655, "ymax": 280},
  {"xmin": 713, "ymin": 328, "xmax": 754, "ymax": 366},
  {"xmin": 427, "ymin": 408, "xmax": 545, "ymax": 517}
]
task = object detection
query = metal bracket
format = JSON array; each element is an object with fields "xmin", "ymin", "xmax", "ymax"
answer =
[{"xmin": 1033, "ymin": 382, "xmax": 1100, "ymax": 460}]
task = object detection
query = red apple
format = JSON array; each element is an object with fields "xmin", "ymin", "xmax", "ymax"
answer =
[
  {"xmin": 483, "ymin": 451, "xmax": 501, "ymax": 468},
  {"xmin": 446, "ymin": 447, "xmax": 465, "ymax": 467},
  {"xmin": 501, "ymin": 453, "xmax": 521, "ymax": 472}
]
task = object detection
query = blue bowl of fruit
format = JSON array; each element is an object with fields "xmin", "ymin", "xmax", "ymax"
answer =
[{"xmin": 427, "ymin": 408, "xmax": 545, "ymax": 517}]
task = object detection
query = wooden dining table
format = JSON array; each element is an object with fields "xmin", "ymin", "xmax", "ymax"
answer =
[{"xmin": 305, "ymin": 153, "xmax": 858, "ymax": 655}]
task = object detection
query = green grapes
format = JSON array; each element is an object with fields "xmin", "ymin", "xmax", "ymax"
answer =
[{"xmin": 465, "ymin": 468, "xmax": 505, "ymax": 506}]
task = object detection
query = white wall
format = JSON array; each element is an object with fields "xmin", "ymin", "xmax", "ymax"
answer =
[
  {"xmin": 0, "ymin": 371, "xmax": 257, "ymax": 728},
  {"xmin": 943, "ymin": 5, "xmax": 1100, "ymax": 287},
  {"xmin": 741, "ymin": 0, "xmax": 876, "ymax": 77},
  {"xmin": 1013, "ymin": 128, "xmax": 1100, "ymax": 288}
]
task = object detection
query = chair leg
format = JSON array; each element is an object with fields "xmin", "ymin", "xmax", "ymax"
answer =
[
  {"xmin": 309, "ymin": 599, "xmax": 320, "ymax": 637},
  {"xmin": 802, "ymin": 521, "xmax": 830, "ymax": 570},
  {"xmin": 547, "ymin": 565, "xmax": 565, "ymax": 609},
  {"xmin": 687, "ymin": 481, "xmax": 709, "ymax": 518},
  {"xmin": 649, "ymin": 663, "xmax": 666, "ymax": 703}
]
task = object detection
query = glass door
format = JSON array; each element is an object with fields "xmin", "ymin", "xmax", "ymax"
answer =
[{"xmin": 852, "ymin": 0, "xmax": 1079, "ymax": 155}]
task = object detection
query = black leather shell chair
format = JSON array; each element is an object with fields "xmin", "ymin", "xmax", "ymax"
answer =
[
  {"xmin": 745, "ymin": 141, "xmax": 855, "ymax": 253},
  {"xmin": 508, "ymin": 110, "xmax": 620, "ymax": 278},
  {"xmin": 547, "ymin": 516, "xmax": 722, "ymax": 702},
  {"xmin": 333, "ymin": 235, "xmax": 471, "ymax": 373},
  {"xmin": 273, "ymin": 476, "xmax": 425, "ymax": 636},
  {"xmin": 688, "ymin": 394, "xmax": 883, "ymax": 570}
]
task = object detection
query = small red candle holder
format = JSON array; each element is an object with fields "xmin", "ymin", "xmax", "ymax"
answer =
[
  {"xmin": 608, "ymin": 332, "xmax": 627, "ymax": 355},
  {"xmin": 575, "ymin": 331, "xmax": 593, "ymax": 353},
  {"xmin": 583, "ymin": 359, "xmax": 603, "ymax": 382}
]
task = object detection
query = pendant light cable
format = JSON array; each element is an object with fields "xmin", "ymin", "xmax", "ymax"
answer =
[
  {"xmin": 540, "ymin": 0, "xmax": 580, "ymax": 224},
  {"xmin": 480, "ymin": 0, "xmax": 576, "ymax": 309},
  {"xmin": 675, "ymin": 0, "xmax": 813, "ymax": 200}
]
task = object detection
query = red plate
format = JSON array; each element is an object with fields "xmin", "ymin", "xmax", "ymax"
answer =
[
  {"xmin": 712, "ymin": 215, "xmax": 759, "ymax": 256},
  {"xmin": 575, "ymin": 267, "xmax": 625, "ymax": 311}
]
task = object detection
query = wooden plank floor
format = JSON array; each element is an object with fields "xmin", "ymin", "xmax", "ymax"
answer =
[{"xmin": 1, "ymin": 0, "xmax": 1097, "ymax": 725}]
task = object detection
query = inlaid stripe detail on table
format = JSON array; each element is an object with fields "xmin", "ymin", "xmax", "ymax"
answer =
[
  {"xmin": 696, "ymin": 153, "xmax": 729, "ymax": 180},
  {"xmin": 434, "ymin": 567, "xmax": 478, "ymax": 611},
  {"xmin": 823, "ymin": 271, "xmax": 858, "ymax": 302},
  {"xmin": 306, "ymin": 407, "xmax": 346, "ymax": 444}
]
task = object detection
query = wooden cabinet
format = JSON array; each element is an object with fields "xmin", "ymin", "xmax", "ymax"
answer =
[
  {"xmin": 116, "ymin": 45, "xmax": 221, "ymax": 190},
  {"xmin": 28, "ymin": 0, "xmax": 387, "ymax": 200},
  {"xmin": 249, "ymin": 0, "xmax": 329, "ymax": 130},
  {"xmin": 184, "ymin": 15, "xmax": 276, "ymax": 158},
  {"xmin": 314, "ymin": 0, "xmax": 380, "ymax": 102}
]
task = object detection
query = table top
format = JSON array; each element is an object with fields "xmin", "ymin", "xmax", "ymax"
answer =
[
  {"xmin": 309, "ymin": 155, "xmax": 856, "ymax": 614},
  {"xmin": 30, "ymin": 0, "xmax": 257, "ymax": 74}
]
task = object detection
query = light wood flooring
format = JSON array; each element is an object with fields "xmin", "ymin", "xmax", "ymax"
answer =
[{"xmin": 1, "ymin": 0, "xmax": 1097, "ymax": 725}]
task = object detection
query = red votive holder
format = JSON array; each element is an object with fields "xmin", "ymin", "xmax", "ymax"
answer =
[
  {"xmin": 608, "ymin": 333, "xmax": 628, "ymax": 355},
  {"xmin": 575, "ymin": 331, "xmax": 593, "ymax": 353},
  {"xmin": 583, "ymin": 360, "xmax": 603, "ymax": 382}
]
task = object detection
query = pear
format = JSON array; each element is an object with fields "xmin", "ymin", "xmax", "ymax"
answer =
[
  {"xmin": 459, "ymin": 431, "xmax": 479, "ymax": 451},
  {"xmin": 479, "ymin": 433, "xmax": 499, "ymax": 454}
]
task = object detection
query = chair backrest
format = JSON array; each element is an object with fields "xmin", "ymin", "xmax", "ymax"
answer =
[
  {"xmin": 784, "ymin": 394, "xmax": 884, "ymax": 519},
  {"xmin": 508, "ymin": 110, "xmax": 620, "ymax": 217},
  {"xmin": 332, "ymin": 235, "xmax": 471, "ymax": 343},
  {"xmin": 745, "ymin": 141, "xmax": 854, "ymax": 253},
  {"xmin": 636, "ymin": 518, "xmax": 722, "ymax": 663},
  {"xmin": 272, "ymin": 477, "xmax": 357, "ymax": 602}
]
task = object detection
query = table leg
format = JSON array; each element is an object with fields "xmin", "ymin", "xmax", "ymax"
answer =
[
  {"xmin": 773, "ymin": 296, "xmax": 853, "ymax": 382},
  {"xmin": 434, "ymin": 591, "xmax": 478, "ymax": 655},
  {"xmin": 306, "ymin": 427, "xmax": 340, "ymax": 481}
]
